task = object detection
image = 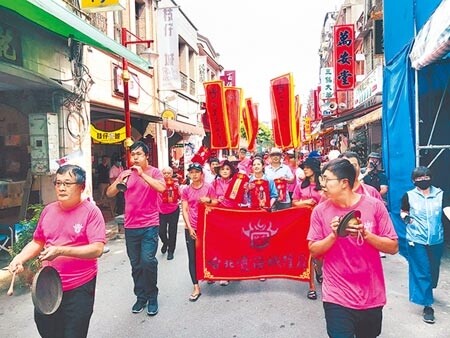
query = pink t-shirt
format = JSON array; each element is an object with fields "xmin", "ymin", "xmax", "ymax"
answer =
[
  {"xmin": 355, "ymin": 183, "xmax": 383, "ymax": 201},
  {"xmin": 181, "ymin": 182, "xmax": 216, "ymax": 230},
  {"xmin": 34, "ymin": 200, "xmax": 106, "ymax": 291},
  {"xmin": 124, "ymin": 166, "xmax": 164, "ymax": 228},
  {"xmin": 292, "ymin": 182, "xmax": 322, "ymax": 204},
  {"xmin": 287, "ymin": 166, "xmax": 298, "ymax": 193},
  {"xmin": 237, "ymin": 158, "xmax": 252, "ymax": 175},
  {"xmin": 213, "ymin": 177, "xmax": 240, "ymax": 208},
  {"xmin": 307, "ymin": 195, "xmax": 398, "ymax": 309}
]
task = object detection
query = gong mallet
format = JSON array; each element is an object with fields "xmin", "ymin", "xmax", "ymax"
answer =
[{"xmin": 7, "ymin": 270, "xmax": 17, "ymax": 296}]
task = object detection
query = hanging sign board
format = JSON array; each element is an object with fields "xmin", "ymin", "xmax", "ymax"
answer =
[{"xmin": 80, "ymin": 0, "xmax": 126, "ymax": 12}]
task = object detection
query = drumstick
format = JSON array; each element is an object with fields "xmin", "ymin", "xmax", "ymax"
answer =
[{"xmin": 7, "ymin": 270, "xmax": 16, "ymax": 296}]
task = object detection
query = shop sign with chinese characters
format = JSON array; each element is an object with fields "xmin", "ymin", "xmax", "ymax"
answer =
[
  {"xmin": 320, "ymin": 67, "xmax": 335, "ymax": 99},
  {"xmin": 333, "ymin": 25, "xmax": 355, "ymax": 90}
]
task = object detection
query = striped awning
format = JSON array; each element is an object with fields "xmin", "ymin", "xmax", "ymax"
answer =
[{"xmin": 410, "ymin": 0, "xmax": 450, "ymax": 70}]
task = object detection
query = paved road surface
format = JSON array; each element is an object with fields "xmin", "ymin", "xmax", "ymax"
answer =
[{"xmin": 1, "ymin": 219, "xmax": 450, "ymax": 337}]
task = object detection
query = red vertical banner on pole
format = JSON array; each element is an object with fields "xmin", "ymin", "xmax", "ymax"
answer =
[
  {"xmin": 334, "ymin": 24, "xmax": 355, "ymax": 90},
  {"xmin": 293, "ymin": 95, "xmax": 301, "ymax": 148},
  {"xmin": 224, "ymin": 87, "xmax": 242, "ymax": 149},
  {"xmin": 243, "ymin": 98, "xmax": 259, "ymax": 152},
  {"xmin": 204, "ymin": 81, "xmax": 230, "ymax": 149},
  {"xmin": 270, "ymin": 73, "xmax": 295, "ymax": 149}
]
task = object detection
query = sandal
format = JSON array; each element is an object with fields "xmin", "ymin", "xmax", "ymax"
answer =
[
  {"xmin": 189, "ymin": 292, "xmax": 201, "ymax": 302},
  {"xmin": 307, "ymin": 290, "xmax": 317, "ymax": 300}
]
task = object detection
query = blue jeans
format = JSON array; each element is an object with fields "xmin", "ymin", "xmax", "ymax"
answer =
[
  {"xmin": 125, "ymin": 226, "xmax": 159, "ymax": 303},
  {"xmin": 407, "ymin": 242, "xmax": 443, "ymax": 306}
]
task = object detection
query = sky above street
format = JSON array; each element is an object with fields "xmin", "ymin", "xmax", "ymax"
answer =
[{"xmin": 176, "ymin": 0, "xmax": 343, "ymax": 122}]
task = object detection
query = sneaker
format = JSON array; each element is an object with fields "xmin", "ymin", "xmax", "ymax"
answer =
[
  {"xmin": 132, "ymin": 300, "xmax": 147, "ymax": 313},
  {"xmin": 147, "ymin": 299, "xmax": 159, "ymax": 316},
  {"xmin": 379, "ymin": 252, "xmax": 386, "ymax": 258},
  {"xmin": 423, "ymin": 306, "xmax": 435, "ymax": 324},
  {"xmin": 167, "ymin": 252, "xmax": 174, "ymax": 260},
  {"xmin": 219, "ymin": 280, "xmax": 229, "ymax": 286}
]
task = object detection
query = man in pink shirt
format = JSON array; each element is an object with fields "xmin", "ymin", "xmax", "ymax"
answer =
[
  {"xmin": 308, "ymin": 158, "xmax": 398, "ymax": 338},
  {"xmin": 107, "ymin": 141, "xmax": 165, "ymax": 316},
  {"xmin": 9, "ymin": 164, "xmax": 106, "ymax": 338}
]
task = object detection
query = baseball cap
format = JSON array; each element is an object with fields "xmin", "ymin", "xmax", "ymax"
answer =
[{"xmin": 187, "ymin": 162, "xmax": 203, "ymax": 172}]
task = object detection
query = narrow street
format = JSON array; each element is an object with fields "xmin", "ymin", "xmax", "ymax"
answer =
[{"xmin": 1, "ymin": 218, "xmax": 450, "ymax": 338}]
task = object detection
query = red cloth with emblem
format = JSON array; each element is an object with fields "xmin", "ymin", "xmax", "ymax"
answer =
[
  {"xmin": 161, "ymin": 177, "xmax": 179, "ymax": 203},
  {"xmin": 273, "ymin": 178, "xmax": 287, "ymax": 203},
  {"xmin": 225, "ymin": 172, "xmax": 249, "ymax": 204},
  {"xmin": 248, "ymin": 179, "xmax": 270, "ymax": 209},
  {"xmin": 196, "ymin": 205, "xmax": 312, "ymax": 281}
]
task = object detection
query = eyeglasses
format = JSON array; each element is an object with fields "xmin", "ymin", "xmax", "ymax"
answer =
[
  {"xmin": 54, "ymin": 181, "xmax": 78, "ymax": 188},
  {"xmin": 319, "ymin": 176, "xmax": 340, "ymax": 185}
]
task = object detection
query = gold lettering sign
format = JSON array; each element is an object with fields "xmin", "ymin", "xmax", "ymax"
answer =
[
  {"xmin": 80, "ymin": 0, "xmax": 126, "ymax": 12},
  {"xmin": 90, "ymin": 124, "xmax": 126, "ymax": 144}
]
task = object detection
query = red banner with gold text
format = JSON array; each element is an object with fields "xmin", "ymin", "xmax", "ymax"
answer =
[
  {"xmin": 334, "ymin": 24, "xmax": 355, "ymax": 90},
  {"xmin": 196, "ymin": 205, "xmax": 312, "ymax": 281},
  {"xmin": 270, "ymin": 73, "xmax": 296, "ymax": 149},
  {"xmin": 224, "ymin": 87, "xmax": 243, "ymax": 149},
  {"xmin": 204, "ymin": 81, "xmax": 230, "ymax": 149},
  {"xmin": 243, "ymin": 98, "xmax": 259, "ymax": 151}
]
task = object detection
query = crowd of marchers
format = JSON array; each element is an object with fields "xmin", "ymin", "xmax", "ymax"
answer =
[{"xmin": 8, "ymin": 141, "xmax": 450, "ymax": 338}]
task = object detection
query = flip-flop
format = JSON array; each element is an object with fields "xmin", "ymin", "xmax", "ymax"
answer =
[
  {"xmin": 307, "ymin": 290, "xmax": 317, "ymax": 300},
  {"xmin": 189, "ymin": 293, "xmax": 201, "ymax": 302}
]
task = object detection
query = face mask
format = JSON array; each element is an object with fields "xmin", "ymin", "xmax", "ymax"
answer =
[{"xmin": 414, "ymin": 179, "xmax": 431, "ymax": 190}]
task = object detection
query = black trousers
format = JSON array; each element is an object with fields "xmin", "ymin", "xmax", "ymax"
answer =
[
  {"xmin": 323, "ymin": 302, "xmax": 383, "ymax": 338},
  {"xmin": 185, "ymin": 229, "xmax": 198, "ymax": 284},
  {"xmin": 159, "ymin": 207, "xmax": 180, "ymax": 254},
  {"xmin": 34, "ymin": 277, "xmax": 96, "ymax": 338}
]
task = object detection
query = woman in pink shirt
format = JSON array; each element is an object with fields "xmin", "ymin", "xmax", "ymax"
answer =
[
  {"xmin": 181, "ymin": 163, "xmax": 216, "ymax": 302},
  {"xmin": 212, "ymin": 160, "xmax": 241, "ymax": 209},
  {"xmin": 292, "ymin": 157, "xmax": 323, "ymax": 300}
]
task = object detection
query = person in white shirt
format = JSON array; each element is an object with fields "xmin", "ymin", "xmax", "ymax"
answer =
[
  {"xmin": 265, "ymin": 147, "xmax": 295, "ymax": 210},
  {"xmin": 203, "ymin": 157, "xmax": 219, "ymax": 184}
]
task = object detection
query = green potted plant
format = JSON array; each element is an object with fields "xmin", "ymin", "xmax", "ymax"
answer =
[{"xmin": 8, "ymin": 204, "xmax": 44, "ymax": 285}]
